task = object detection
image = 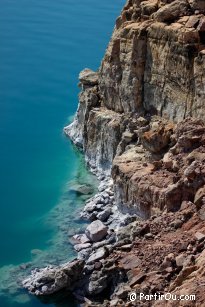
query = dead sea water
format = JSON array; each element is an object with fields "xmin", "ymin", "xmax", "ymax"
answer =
[{"xmin": 0, "ymin": 0, "xmax": 124, "ymax": 305}]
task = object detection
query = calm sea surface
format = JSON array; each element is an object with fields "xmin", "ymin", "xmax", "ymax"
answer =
[{"xmin": 0, "ymin": 0, "xmax": 124, "ymax": 306}]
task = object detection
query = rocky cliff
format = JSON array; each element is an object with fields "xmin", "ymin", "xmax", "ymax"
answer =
[
  {"xmin": 24, "ymin": 1, "xmax": 205, "ymax": 306},
  {"xmin": 65, "ymin": 0, "xmax": 205, "ymax": 217}
]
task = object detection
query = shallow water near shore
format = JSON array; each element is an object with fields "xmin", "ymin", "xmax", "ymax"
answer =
[{"xmin": 0, "ymin": 0, "xmax": 124, "ymax": 305}]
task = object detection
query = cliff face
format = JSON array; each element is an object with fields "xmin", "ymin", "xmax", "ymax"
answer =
[
  {"xmin": 100, "ymin": 0, "xmax": 205, "ymax": 121},
  {"xmin": 65, "ymin": 0, "xmax": 205, "ymax": 219}
]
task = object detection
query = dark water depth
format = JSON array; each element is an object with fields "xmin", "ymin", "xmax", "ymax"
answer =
[{"xmin": 0, "ymin": 0, "xmax": 124, "ymax": 306}]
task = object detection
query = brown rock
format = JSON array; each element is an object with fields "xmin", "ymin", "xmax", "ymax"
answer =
[
  {"xmin": 194, "ymin": 232, "xmax": 205, "ymax": 241},
  {"xmin": 198, "ymin": 206, "xmax": 205, "ymax": 221},
  {"xmin": 153, "ymin": 0, "xmax": 190, "ymax": 22},
  {"xmin": 129, "ymin": 273, "xmax": 146, "ymax": 287},
  {"xmin": 119, "ymin": 254, "xmax": 142, "ymax": 270},
  {"xmin": 170, "ymin": 265, "xmax": 197, "ymax": 291},
  {"xmin": 79, "ymin": 68, "xmax": 99, "ymax": 86},
  {"xmin": 188, "ymin": 0, "xmax": 205, "ymax": 12},
  {"xmin": 194, "ymin": 186, "xmax": 205, "ymax": 208},
  {"xmin": 175, "ymin": 253, "xmax": 187, "ymax": 267}
]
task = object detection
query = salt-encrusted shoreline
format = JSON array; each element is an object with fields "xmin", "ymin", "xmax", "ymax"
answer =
[
  {"xmin": 22, "ymin": 125, "xmax": 139, "ymax": 298},
  {"xmin": 22, "ymin": 75, "xmax": 141, "ymax": 299}
]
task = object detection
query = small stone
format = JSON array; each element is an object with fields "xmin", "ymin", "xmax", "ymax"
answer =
[
  {"xmin": 84, "ymin": 264, "xmax": 95, "ymax": 274},
  {"xmin": 145, "ymin": 233, "xmax": 154, "ymax": 239},
  {"xmin": 41, "ymin": 286, "xmax": 48, "ymax": 294},
  {"xmin": 198, "ymin": 206, "xmax": 205, "ymax": 221},
  {"xmin": 175, "ymin": 254, "xmax": 187, "ymax": 267},
  {"xmin": 187, "ymin": 244, "xmax": 193, "ymax": 251},
  {"xmin": 74, "ymin": 243, "xmax": 92, "ymax": 252},
  {"xmin": 96, "ymin": 203, "xmax": 106, "ymax": 210},
  {"xmin": 73, "ymin": 234, "xmax": 90, "ymax": 244},
  {"xmin": 77, "ymin": 248, "xmax": 92, "ymax": 261},
  {"xmin": 166, "ymin": 253, "xmax": 175, "ymax": 261},
  {"xmin": 170, "ymin": 219, "xmax": 183, "ymax": 229},
  {"xmin": 165, "ymin": 267, "xmax": 173, "ymax": 273},
  {"xmin": 94, "ymin": 261, "xmax": 102, "ymax": 270},
  {"xmin": 179, "ymin": 242, "xmax": 189, "ymax": 252},
  {"xmin": 194, "ymin": 187, "xmax": 205, "ymax": 208},
  {"xmin": 119, "ymin": 244, "xmax": 133, "ymax": 251},
  {"xmin": 97, "ymin": 208, "xmax": 111, "ymax": 221},
  {"xmin": 194, "ymin": 232, "xmax": 205, "ymax": 241},
  {"xmin": 110, "ymin": 299, "xmax": 119, "ymax": 307},
  {"xmin": 163, "ymin": 152, "xmax": 173, "ymax": 169}
]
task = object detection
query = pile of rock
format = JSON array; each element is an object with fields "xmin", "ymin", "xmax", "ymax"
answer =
[
  {"xmin": 80, "ymin": 177, "xmax": 114, "ymax": 222},
  {"xmin": 75, "ymin": 201, "xmax": 205, "ymax": 306}
]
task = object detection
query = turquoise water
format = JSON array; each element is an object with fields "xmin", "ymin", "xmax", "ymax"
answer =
[{"xmin": 0, "ymin": 0, "xmax": 124, "ymax": 305}]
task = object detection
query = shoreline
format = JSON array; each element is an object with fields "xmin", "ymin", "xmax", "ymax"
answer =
[
  {"xmin": 0, "ymin": 150, "xmax": 98, "ymax": 305},
  {"xmin": 22, "ymin": 140, "xmax": 137, "ymax": 298}
]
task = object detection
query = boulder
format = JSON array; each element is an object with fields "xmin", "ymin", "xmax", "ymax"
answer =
[
  {"xmin": 153, "ymin": 0, "xmax": 190, "ymax": 22},
  {"xmin": 85, "ymin": 220, "xmax": 108, "ymax": 242}
]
